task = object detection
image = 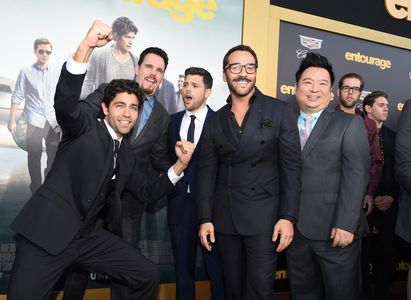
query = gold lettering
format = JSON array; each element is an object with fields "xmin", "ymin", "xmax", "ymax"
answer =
[
  {"xmin": 274, "ymin": 270, "xmax": 288, "ymax": 279},
  {"xmin": 385, "ymin": 0, "xmax": 411, "ymax": 21},
  {"xmin": 280, "ymin": 84, "xmax": 296, "ymax": 95},
  {"xmin": 397, "ymin": 102, "xmax": 404, "ymax": 111},
  {"xmin": 344, "ymin": 51, "xmax": 391, "ymax": 70}
]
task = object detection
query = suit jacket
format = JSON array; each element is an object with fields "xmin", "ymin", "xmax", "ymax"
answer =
[
  {"xmin": 155, "ymin": 77, "xmax": 177, "ymax": 114},
  {"xmin": 83, "ymin": 82, "xmax": 171, "ymax": 218},
  {"xmin": 297, "ymin": 109, "xmax": 370, "ymax": 240},
  {"xmin": 395, "ymin": 99, "xmax": 411, "ymax": 243},
  {"xmin": 197, "ymin": 89, "xmax": 301, "ymax": 235},
  {"xmin": 10, "ymin": 64, "xmax": 173, "ymax": 255},
  {"xmin": 167, "ymin": 108, "xmax": 214, "ymax": 224}
]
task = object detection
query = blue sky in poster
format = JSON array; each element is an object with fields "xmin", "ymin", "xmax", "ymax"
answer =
[{"xmin": 0, "ymin": 0, "xmax": 243, "ymax": 108}]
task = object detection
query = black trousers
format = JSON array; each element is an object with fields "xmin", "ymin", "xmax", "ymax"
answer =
[
  {"xmin": 216, "ymin": 231, "xmax": 278, "ymax": 300},
  {"xmin": 287, "ymin": 228, "xmax": 362, "ymax": 300},
  {"xmin": 7, "ymin": 228, "xmax": 159, "ymax": 300},
  {"xmin": 26, "ymin": 122, "xmax": 59, "ymax": 194}
]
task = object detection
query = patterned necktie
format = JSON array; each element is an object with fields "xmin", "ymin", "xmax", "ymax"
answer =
[
  {"xmin": 187, "ymin": 115, "xmax": 196, "ymax": 143},
  {"xmin": 299, "ymin": 115, "xmax": 315, "ymax": 150},
  {"xmin": 113, "ymin": 139, "xmax": 120, "ymax": 176}
]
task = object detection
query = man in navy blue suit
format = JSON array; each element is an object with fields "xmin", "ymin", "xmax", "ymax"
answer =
[{"xmin": 167, "ymin": 67, "xmax": 225, "ymax": 300}]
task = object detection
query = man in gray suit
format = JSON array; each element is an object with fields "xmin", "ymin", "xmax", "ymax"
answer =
[
  {"xmin": 286, "ymin": 53, "xmax": 370, "ymax": 300},
  {"xmin": 395, "ymin": 99, "xmax": 411, "ymax": 300}
]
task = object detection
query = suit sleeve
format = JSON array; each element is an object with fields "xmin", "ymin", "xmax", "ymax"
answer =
[
  {"xmin": 197, "ymin": 117, "xmax": 219, "ymax": 222},
  {"xmin": 150, "ymin": 110, "xmax": 172, "ymax": 172},
  {"xmin": 334, "ymin": 116, "xmax": 370, "ymax": 232},
  {"xmin": 278, "ymin": 104, "xmax": 302, "ymax": 221},
  {"xmin": 54, "ymin": 63, "xmax": 88, "ymax": 138},
  {"xmin": 395, "ymin": 100, "xmax": 411, "ymax": 194},
  {"xmin": 82, "ymin": 83, "xmax": 107, "ymax": 118}
]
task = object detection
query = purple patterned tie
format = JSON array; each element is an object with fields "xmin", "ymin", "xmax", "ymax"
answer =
[{"xmin": 299, "ymin": 115, "xmax": 315, "ymax": 150}]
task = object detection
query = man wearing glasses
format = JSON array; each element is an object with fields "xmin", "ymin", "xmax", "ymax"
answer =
[
  {"xmin": 336, "ymin": 73, "xmax": 382, "ymax": 217},
  {"xmin": 7, "ymin": 38, "xmax": 61, "ymax": 194},
  {"xmin": 198, "ymin": 45, "xmax": 301, "ymax": 299}
]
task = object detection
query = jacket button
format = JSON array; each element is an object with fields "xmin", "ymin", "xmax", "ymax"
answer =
[
  {"xmin": 260, "ymin": 141, "xmax": 265, "ymax": 144},
  {"xmin": 87, "ymin": 199, "xmax": 92, "ymax": 204},
  {"xmin": 250, "ymin": 187, "xmax": 256, "ymax": 191},
  {"xmin": 251, "ymin": 163, "xmax": 256, "ymax": 167}
]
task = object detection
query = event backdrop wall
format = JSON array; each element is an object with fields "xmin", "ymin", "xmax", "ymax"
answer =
[{"xmin": 0, "ymin": 0, "xmax": 243, "ymax": 294}]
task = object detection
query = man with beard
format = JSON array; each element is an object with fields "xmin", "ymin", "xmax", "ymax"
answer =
[
  {"xmin": 198, "ymin": 45, "xmax": 301, "ymax": 299},
  {"xmin": 335, "ymin": 73, "xmax": 382, "ymax": 216}
]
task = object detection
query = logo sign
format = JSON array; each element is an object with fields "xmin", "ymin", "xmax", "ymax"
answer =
[{"xmin": 299, "ymin": 35, "xmax": 323, "ymax": 50}]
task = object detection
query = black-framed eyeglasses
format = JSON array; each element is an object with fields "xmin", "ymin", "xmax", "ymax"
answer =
[
  {"xmin": 37, "ymin": 49, "xmax": 52, "ymax": 55},
  {"xmin": 340, "ymin": 86, "xmax": 361, "ymax": 94},
  {"xmin": 225, "ymin": 63, "xmax": 257, "ymax": 74}
]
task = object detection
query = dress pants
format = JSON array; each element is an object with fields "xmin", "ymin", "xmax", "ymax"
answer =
[
  {"xmin": 7, "ymin": 228, "xmax": 159, "ymax": 300},
  {"xmin": 216, "ymin": 231, "xmax": 278, "ymax": 300},
  {"xmin": 286, "ymin": 228, "xmax": 361, "ymax": 300},
  {"xmin": 26, "ymin": 122, "xmax": 59, "ymax": 194},
  {"xmin": 169, "ymin": 193, "xmax": 225, "ymax": 300}
]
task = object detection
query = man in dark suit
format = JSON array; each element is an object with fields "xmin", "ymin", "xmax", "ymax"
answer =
[
  {"xmin": 395, "ymin": 99, "xmax": 411, "ymax": 300},
  {"xmin": 362, "ymin": 91, "xmax": 399, "ymax": 300},
  {"xmin": 62, "ymin": 48, "xmax": 171, "ymax": 300},
  {"xmin": 7, "ymin": 20, "xmax": 194, "ymax": 300},
  {"xmin": 198, "ymin": 45, "xmax": 301, "ymax": 299},
  {"xmin": 167, "ymin": 67, "xmax": 224, "ymax": 300},
  {"xmin": 286, "ymin": 53, "xmax": 370, "ymax": 300}
]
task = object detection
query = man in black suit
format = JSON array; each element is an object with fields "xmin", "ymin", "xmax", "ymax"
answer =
[
  {"xmin": 62, "ymin": 40, "xmax": 171, "ymax": 300},
  {"xmin": 286, "ymin": 53, "xmax": 370, "ymax": 300},
  {"xmin": 198, "ymin": 45, "xmax": 301, "ymax": 299},
  {"xmin": 362, "ymin": 91, "xmax": 399, "ymax": 300},
  {"xmin": 167, "ymin": 67, "xmax": 224, "ymax": 300},
  {"xmin": 394, "ymin": 99, "xmax": 411, "ymax": 300},
  {"xmin": 7, "ymin": 20, "xmax": 194, "ymax": 300}
]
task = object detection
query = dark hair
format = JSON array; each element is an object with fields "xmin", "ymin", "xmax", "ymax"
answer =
[
  {"xmin": 222, "ymin": 45, "xmax": 258, "ymax": 70},
  {"xmin": 184, "ymin": 67, "xmax": 213, "ymax": 89},
  {"xmin": 363, "ymin": 90, "xmax": 388, "ymax": 114},
  {"xmin": 138, "ymin": 47, "xmax": 169, "ymax": 70},
  {"xmin": 338, "ymin": 73, "xmax": 364, "ymax": 90},
  {"xmin": 295, "ymin": 52, "xmax": 335, "ymax": 85},
  {"xmin": 103, "ymin": 79, "xmax": 144, "ymax": 111},
  {"xmin": 34, "ymin": 38, "xmax": 52, "ymax": 51},
  {"xmin": 112, "ymin": 16, "xmax": 138, "ymax": 36}
]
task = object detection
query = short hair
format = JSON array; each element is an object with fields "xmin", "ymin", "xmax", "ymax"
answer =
[
  {"xmin": 184, "ymin": 67, "xmax": 213, "ymax": 89},
  {"xmin": 112, "ymin": 16, "xmax": 138, "ymax": 36},
  {"xmin": 363, "ymin": 90, "xmax": 388, "ymax": 114},
  {"xmin": 102, "ymin": 79, "xmax": 144, "ymax": 111},
  {"xmin": 138, "ymin": 47, "xmax": 169, "ymax": 70},
  {"xmin": 34, "ymin": 38, "xmax": 52, "ymax": 51},
  {"xmin": 338, "ymin": 73, "xmax": 365, "ymax": 91},
  {"xmin": 295, "ymin": 52, "xmax": 335, "ymax": 85},
  {"xmin": 222, "ymin": 45, "xmax": 258, "ymax": 70}
]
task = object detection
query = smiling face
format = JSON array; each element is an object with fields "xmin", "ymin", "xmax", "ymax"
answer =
[
  {"xmin": 135, "ymin": 53, "xmax": 165, "ymax": 96},
  {"xmin": 295, "ymin": 66, "xmax": 332, "ymax": 114},
  {"xmin": 182, "ymin": 74, "xmax": 211, "ymax": 113},
  {"xmin": 223, "ymin": 50, "xmax": 256, "ymax": 99},
  {"xmin": 102, "ymin": 92, "xmax": 139, "ymax": 139}
]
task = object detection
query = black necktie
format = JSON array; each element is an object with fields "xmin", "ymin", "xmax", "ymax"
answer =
[
  {"xmin": 113, "ymin": 139, "xmax": 120, "ymax": 177},
  {"xmin": 187, "ymin": 115, "xmax": 196, "ymax": 143}
]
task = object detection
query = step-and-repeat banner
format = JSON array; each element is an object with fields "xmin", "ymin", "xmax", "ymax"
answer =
[{"xmin": 0, "ymin": 0, "xmax": 243, "ymax": 293}]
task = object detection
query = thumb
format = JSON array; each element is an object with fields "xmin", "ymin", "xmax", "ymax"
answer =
[{"xmin": 330, "ymin": 227, "xmax": 336, "ymax": 238}]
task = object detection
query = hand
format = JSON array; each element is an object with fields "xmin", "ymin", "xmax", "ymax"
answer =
[
  {"xmin": 82, "ymin": 20, "xmax": 112, "ymax": 48},
  {"xmin": 272, "ymin": 219, "xmax": 294, "ymax": 252},
  {"xmin": 374, "ymin": 195, "xmax": 394, "ymax": 211},
  {"xmin": 175, "ymin": 140, "xmax": 195, "ymax": 165},
  {"xmin": 330, "ymin": 227, "xmax": 354, "ymax": 248},
  {"xmin": 53, "ymin": 125, "xmax": 62, "ymax": 134},
  {"xmin": 199, "ymin": 222, "xmax": 215, "ymax": 252},
  {"xmin": 363, "ymin": 194, "xmax": 374, "ymax": 216},
  {"xmin": 7, "ymin": 118, "xmax": 16, "ymax": 133}
]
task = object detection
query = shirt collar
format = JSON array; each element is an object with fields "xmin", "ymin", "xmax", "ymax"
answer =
[
  {"xmin": 145, "ymin": 95, "xmax": 155, "ymax": 107},
  {"xmin": 185, "ymin": 105, "xmax": 208, "ymax": 123},
  {"xmin": 299, "ymin": 109, "xmax": 324, "ymax": 120},
  {"xmin": 103, "ymin": 119, "xmax": 123, "ymax": 144},
  {"xmin": 33, "ymin": 62, "xmax": 49, "ymax": 71}
]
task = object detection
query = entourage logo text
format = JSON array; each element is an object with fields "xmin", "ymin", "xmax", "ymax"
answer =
[{"xmin": 345, "ymin": 51, "xmax": 391, "ymax": 70}]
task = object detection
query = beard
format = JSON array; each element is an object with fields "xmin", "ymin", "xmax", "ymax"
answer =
[{"xmin": 227, "ymin": 76, "xmax": 256, "ymax": 97}]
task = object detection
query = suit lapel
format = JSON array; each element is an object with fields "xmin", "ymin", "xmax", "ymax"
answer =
[{"xmin": 302, "ymin": 108, "xmax": 333, "ymax": 156}]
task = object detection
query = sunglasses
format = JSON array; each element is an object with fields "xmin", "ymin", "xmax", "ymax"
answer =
[{"xmin": 37, "ymin": 49, "xmax": 52, "ymax": 55}]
